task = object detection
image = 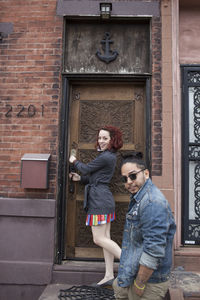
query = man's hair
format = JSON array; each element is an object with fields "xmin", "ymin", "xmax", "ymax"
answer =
[{"xmin": 121, "ymin": 151, "xmax": 147, "ymax": 170}]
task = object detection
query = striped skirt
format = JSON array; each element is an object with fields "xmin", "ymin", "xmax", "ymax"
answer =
[{"xmin": 86, "ymin": 212, "xmax": 115, "ymax": 226}]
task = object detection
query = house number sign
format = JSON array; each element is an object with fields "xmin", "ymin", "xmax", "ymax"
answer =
[{"xmin": 0, "ymin": 104, "xmax": 45, "ymax": 118}]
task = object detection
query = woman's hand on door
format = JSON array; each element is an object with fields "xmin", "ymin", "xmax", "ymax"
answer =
[
  {"xmin": 69, "ymin": 149, "xmax": 77, "ymax": 163},
  {"xmin": 69, "ymin": 154, "xmax": 76, "ymax": 163},
  {"xmin": 69, "ymin": 172, "xmax": 80, "ymax": 181}
]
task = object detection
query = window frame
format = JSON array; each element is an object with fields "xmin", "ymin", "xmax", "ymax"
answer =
[{"xmin": 181, "ymin": 65, "xmax": 200, "ymax": 246}]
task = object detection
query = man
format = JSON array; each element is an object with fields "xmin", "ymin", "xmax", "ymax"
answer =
[{"xmin": 113, "ymin": 153, "xmax": 176, "ymax": 300}]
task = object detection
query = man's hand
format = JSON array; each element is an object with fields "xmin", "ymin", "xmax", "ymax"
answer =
[
  {"xmin": 133, "ymin": 278, "xmax": 145, "ymax": 297},
  {"xmin": 134, "ymin": 264, "xmax": 154, "ymax": 296}
]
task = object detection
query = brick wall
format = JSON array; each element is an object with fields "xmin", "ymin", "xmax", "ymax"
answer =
[
  {"xmin": 0, "ymin": 0, "xmax": 63, "ymax": 199},
  {"xmin": 0, "ymin": 0, "xmax": 163, "ymax": 201}
]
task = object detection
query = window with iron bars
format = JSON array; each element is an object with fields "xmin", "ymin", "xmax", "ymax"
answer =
[{"xmin": 182, "ymin": 65, "xmax": 200, "ymax": 246}]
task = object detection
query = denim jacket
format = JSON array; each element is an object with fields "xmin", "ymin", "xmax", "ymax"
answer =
[{"xmin": 117, "ymin": 178, "xmax": 176, "ymax": 287}]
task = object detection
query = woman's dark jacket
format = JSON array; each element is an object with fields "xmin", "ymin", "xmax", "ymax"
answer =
[{"xmin": 74, "ymin": 150, "xmax": 117, "ymax": 215}]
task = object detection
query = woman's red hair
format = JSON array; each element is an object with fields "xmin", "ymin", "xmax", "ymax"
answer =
[{"xmin": 96, "ymin": 125, "xmax": 123, "ymax": 151}]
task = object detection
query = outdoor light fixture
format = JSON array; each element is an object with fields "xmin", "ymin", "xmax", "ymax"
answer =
[{"xmin": 100, "ymin": 3, "xmax": 112, "ymax": 19}]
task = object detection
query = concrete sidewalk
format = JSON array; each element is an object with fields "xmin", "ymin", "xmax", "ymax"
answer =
[
  {"xmin": 169, "ymin": 270, "xmax": 200, "ymax": 298},
  {"xmin": 39, "ymin": 283, "xmax": 115, "ymax": 300},
  {"xmin": 39, "ymin": 284, "xmax": 72, "ymax": 300},
  {"xmin": 38, "ymin": 270, "xmax": 200, "ymax": 300}
]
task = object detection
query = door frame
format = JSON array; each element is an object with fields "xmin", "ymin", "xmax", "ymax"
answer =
[{"xmin": 56, "ymin": 74, "xmax": 152, "ymax": 264}]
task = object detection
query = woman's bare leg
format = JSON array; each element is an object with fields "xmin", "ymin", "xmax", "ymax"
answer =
[
  {"xmin": 91, "ymin": 223, "xmax": 121, "ymax": 285},
  {"xmin": 102, "ymin": 223, "xmax": 114, "ymax": 283},
  {"xmin": 101, "ymin": 248, "xmax": 114, "ymax": 284},
  {"xmin": 92, "ymin": 223, "xmax": 121, "ymax": 259}
]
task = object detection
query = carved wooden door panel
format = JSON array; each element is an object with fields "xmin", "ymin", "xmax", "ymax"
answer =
[{"xmin": 65, "ymin": 82, "xmax": 146, "ymax": 259}]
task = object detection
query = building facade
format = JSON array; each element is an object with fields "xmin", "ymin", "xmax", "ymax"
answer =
[{"xmin": 0, "ymin": 0, "xmax": 200, "ymax": 299}]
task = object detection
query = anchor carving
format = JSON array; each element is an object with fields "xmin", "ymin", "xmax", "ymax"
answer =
[{"xmin": 96, "ymin": 32, "xmax": 118, "ymax": 64}]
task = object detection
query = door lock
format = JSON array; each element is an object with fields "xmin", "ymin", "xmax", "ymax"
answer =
[{"xmin": 69, "ymin": 163, "xmax": 76, "ymax": 194}]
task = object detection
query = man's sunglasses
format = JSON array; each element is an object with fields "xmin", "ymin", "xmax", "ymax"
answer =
[{"xmin": 121, "ymin": 169, "xmax": 145, "ymax": 183}]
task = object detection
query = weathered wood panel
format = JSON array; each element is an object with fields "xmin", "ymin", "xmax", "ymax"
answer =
[{"xmin": 64, "ymin": 20, "xmax": 150, "ymax": 74}]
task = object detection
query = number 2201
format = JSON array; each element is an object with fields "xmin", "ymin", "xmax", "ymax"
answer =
[{"xmin": 5, "ymin": 104, "xmax": 44, "ymax": 118}]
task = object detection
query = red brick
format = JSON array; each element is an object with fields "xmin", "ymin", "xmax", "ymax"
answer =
[
  {"xmin": 0, "ymin": 0, "xmax": 61, "ymax": 198},
  {"xmin": 0, "ymin": 0, "xmax": 162, "ymax": 197}
]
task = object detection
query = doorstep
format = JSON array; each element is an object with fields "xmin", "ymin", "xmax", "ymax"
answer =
[
  {"xmin": 52, "ymin": 260, "xmax": 119, "ymax": 285},
  {"xmin": 174, "ymin": 247, "xmax": 200, "ymax": 272}
]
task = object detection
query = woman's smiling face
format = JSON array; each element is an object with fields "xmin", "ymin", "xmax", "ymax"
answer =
[{"xmin": 98, "ymin": 130, "xmax": 111, "ymax": 151}]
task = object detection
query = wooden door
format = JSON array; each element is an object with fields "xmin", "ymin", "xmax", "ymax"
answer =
[{"xmin": 65, "ymin": 81, "xmax": 146, "ymax": 259}]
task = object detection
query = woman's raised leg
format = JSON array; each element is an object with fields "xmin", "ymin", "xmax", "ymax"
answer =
[{"xmin": 91, "ymin": 223, "xmax": 121, "ymax": 285}]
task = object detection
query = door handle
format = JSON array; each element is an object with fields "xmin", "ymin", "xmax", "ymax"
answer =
[{"xmin": 69, "ymin": 148, "xmax": 77, "ymax": 194}]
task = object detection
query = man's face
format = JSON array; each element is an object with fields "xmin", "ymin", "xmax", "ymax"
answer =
[{"xmin": 121, "ymin": 162, "xmax": 149, "ymax": 194}]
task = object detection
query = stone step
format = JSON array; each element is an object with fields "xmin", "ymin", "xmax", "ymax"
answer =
[{"xmin": 52, "ymin": 260, "xmax": 119, "ymax": 285}]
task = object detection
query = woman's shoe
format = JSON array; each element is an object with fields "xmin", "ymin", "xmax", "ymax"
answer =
[
  {"xmin": 91, "ymin": 278, "xmax": 114, "ymax": 288},
  {"xmin": 99, "ymin": 278, "xmax": 114, "ymax": 287}
]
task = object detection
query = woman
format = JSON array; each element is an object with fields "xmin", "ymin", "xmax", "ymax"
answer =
[{"xmin": 69, "ymin": 125, "xmax": 123, "ymax": 287}]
